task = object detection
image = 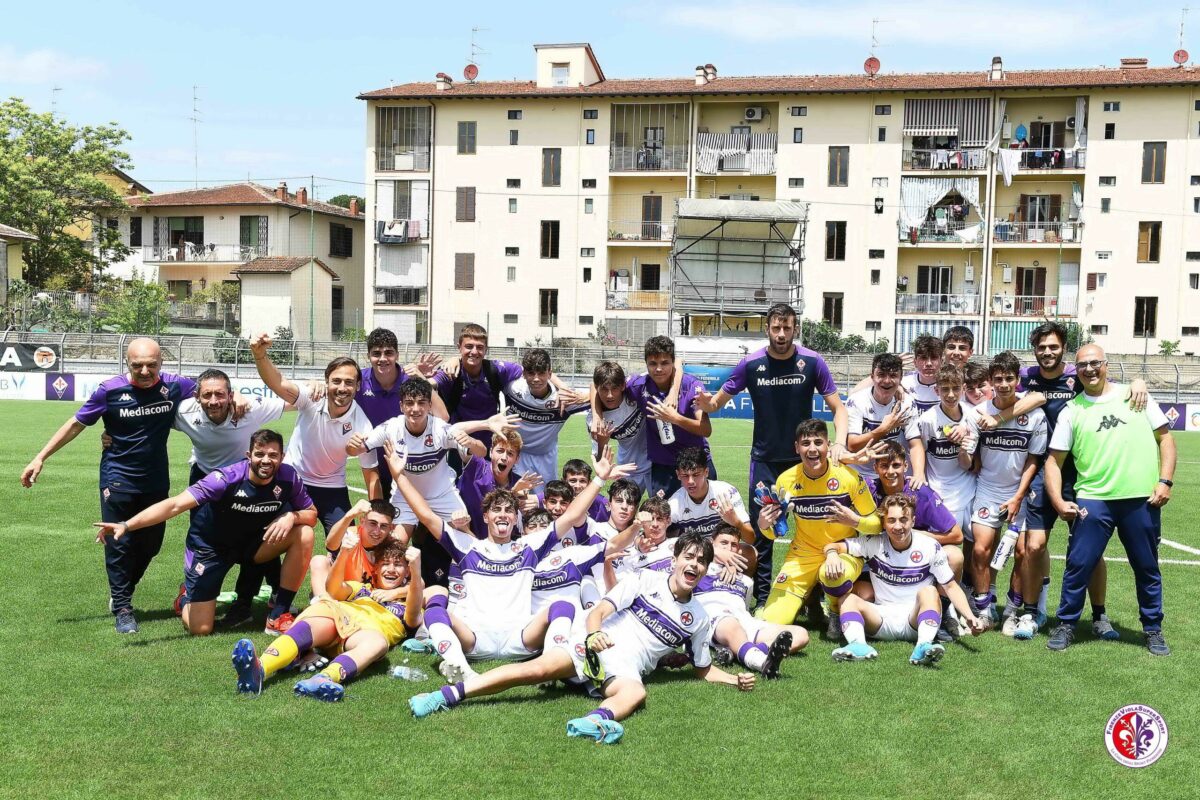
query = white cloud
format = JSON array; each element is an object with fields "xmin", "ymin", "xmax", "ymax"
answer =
[{"xmin": 0, "ymin": 46, "xmax": 107, "ymax": 84}]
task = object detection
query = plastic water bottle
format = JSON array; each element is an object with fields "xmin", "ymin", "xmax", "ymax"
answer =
[
  {"xmin": 754, "ymin": 481, "xmax": 790, "ymax": 539},
  {"xmin": 656, "ymin": 418, "xmax": 676, "ymax": 445},
  {"xmin": 990, "ymin": 523, "xmax": 1020, "ymax": 571},
  {"xmin": 389, "ymin": 658, "xmax": 429, "ymax": 682}
]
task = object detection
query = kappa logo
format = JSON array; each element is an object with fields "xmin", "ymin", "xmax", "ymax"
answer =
[
  {"xmin": 235, "ymin": 489, "xmax": 249, "ymax": 498},
  {"xmin": 1017, "ymin": 414, "xmax": 1029, "ymax": 426},
  {"xmin": 680, "ymin": 611, "xmax": 693, "ymax": 626},
  {"xmin": 363, "ymin": 389, "xmax": 375, "ymax": 397},
  {"xmin": 756, "ymin": 364, "xmax": 767, "ymax": 372},
  {"xmin": 118, "ymin": 393, "xmax": 134, "ymax": 403},
  {"xmin": 826, "ymin": 478, "xmax": 840, "ymax": 491},
  {"xmin": 272, "ymin": 485, "xmax": 282, "ymax": 499},
  {"xmin": 910, "ymin": 551, "xmax": 923, "ymax": 563},
  {"xmin": 682, "ymin": 508, "xmax": 691, "ymax": 515},
  {"xmin": 341, "ymin": 422, "xmax": 352, "ymax": 435},
  {"xmin": 1096, "ymin": 414, "xmax": 1127, "ymax": 432}
]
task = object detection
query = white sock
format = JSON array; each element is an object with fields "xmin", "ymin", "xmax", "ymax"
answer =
[
  {"xmin": 580, "ymin": 576, "xmax": 601, "ymax": 610},
  {"xmin": 917, "ymin": 619, "xmax": 939, "ymax": 646},
  {"xmin": 426, "ymin": 611, "xmax": 468, "ymax": 668},
  {"xmin": 1037, "ymin": 577, "xmax": 1050, "ymax": 616},
  {"xmin": 544, "ymin": 605, "xmax": 576, "ymax": 651},
  {"xmin": 841, "ymin": 618, "xmax": 866, "ymax": 644}
]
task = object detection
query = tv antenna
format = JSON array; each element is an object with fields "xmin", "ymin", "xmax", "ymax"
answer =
[
  {"xmin": 1177, "ymin": 7, "xmax": 1191, "ymax": 65},
  {"xmin": 870, "ymin": 17, "xmax": 891, "ymax": 56},
  {"xmin": 188, "ymin": 85, "xmax": 203, "ymax": 188},
  {"xmin": 50, "ymin": 86, "xmax": 62, "ymax": 117},
  {"xmin": 468, "ymin": 26, "xmax": 489, "ymax": 77}
]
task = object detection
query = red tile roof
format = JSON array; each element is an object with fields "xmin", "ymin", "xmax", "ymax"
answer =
[
  {"xmin": 0, "ymin": 223, "xmax": 36, "ymax": 241},
  {"xmin": 234, "ymin": 256, "xmax": 340, "ymax": 280},
  {"xmin": 360, "ymin": 65, "xmax": 1200, "ymax": 100},
  {"xmin": 126, "ymin": 182, "xmax": 361, "ymax": 219}
]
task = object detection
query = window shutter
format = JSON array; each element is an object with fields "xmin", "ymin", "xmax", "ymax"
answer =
[
  {"xmin": 1137, "ymin": 224, "xmax": 1151, "ymax": 261},
  {"xmin": 1086, "ymin": 272, "xmax": 1098, "ymax": 291},
  {"xmin": 454, "ymin": 253, "xmax": 475, "ymax": 289},
  {"xmin": 1018, "ymin": 194, "xmax": 1030, "ymax": 222},
  {"xmin": 456, "ymin": 187, "xmax": 476, "ymax": 221},
  {"xmin": 1034, "ymin": 268, "xmax": 1047, "ymax": 296},
  {"xmin": 1051, "ymin": 122, "xmax": 1065, "ymax": 148},
  {"xmin": 1049, "ymin": 194, "xmax": 1062, "ymax": 222}
]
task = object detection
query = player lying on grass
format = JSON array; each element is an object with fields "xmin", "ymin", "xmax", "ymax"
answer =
[
  {"xmin": 93, "ymin": 429, "xmax": 315, "ymax": 636},
  {"xmin": 231, "ymin": 539, "xmax": 422, "ymax": 701},
  {"xmin": 408, "ymin": 532, "xmax": 755, "ymax": 745},
  {"xmin": 310, "ymin": 498, "xmax": 407, "ymax": 602},
  {"xmin": 824, "ymin": 494, "xmax": 984, "ymax": 666},
  {"xmin": 388, "ymin": 439, "xmax": 634, "ymax": 682}
]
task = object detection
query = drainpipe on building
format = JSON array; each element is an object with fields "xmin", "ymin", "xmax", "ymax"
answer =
[{"xmin": 979, "ymin": 90, "xmax": 1000, "ymax": 354}]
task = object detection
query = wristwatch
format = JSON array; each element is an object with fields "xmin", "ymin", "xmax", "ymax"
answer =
[{"xmin": 1158, "ymin": 478, "xmax": 1174, "ymax": 488}]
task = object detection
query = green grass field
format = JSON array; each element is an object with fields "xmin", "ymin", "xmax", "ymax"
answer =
[{"xmin": 1, "ymin": 399, "xmax": 1197, "ymax": 799}]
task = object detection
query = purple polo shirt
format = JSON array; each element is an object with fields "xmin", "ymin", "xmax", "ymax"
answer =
[
  {"xmin": 534, "ymin": 489, "xmax": 611, "ymax": 523},
  {"xmin": 867, "ymin": 477, "xmax": 957, "ymax": 535},
  {"xmin": 629, "ymin": 371, "xmax": 711, "ymax": 467},
  {"xmin": 433, "ymin": 359, "xmax": 523, "ymax": 446},
  {"xmin": 458, "ymin": 455, "xmax": 522, "ymax": 539},
  {"xmin": 355, "ymin": 367, "xmax": 408, "ymax": 427}
]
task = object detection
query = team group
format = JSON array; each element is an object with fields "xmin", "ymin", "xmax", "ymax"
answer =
[{"xmin": 18, "ymin": 303, "xmax": 1175, "ymax": 744}]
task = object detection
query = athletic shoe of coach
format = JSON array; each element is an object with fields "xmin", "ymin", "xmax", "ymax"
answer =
[
  {"xmin": 114, "ymin": 607, "xmax": 139, "ymax": 635},
  {"xmin": 1046, "ymin": 623, "xmax": 1075, "ymax": 652}
]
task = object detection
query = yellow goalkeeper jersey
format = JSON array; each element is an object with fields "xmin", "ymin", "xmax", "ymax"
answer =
[{"xmin": 774, "ymin": 462, "xmax": 879, "ymax": 557}]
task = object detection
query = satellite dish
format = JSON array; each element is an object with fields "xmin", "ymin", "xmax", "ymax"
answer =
[
  {"xmin": 1175, "ymin": 49, "xmax": 1190, "ymax": 65},
  {"xmin": 464, "ymin": 63, "xmax": 479, "ymax": 81},
  {"xmin": 864, "ymin": 56, "xmax": 881, "ymax": 76}
]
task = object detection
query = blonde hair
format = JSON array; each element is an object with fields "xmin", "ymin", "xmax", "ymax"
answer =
[{"xmin": 492, "ymin": 429, "xmax": 524, "ymax": 456}]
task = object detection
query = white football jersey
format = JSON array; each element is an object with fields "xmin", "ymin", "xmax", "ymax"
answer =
[
  {"xmin": 612, "ymin": 537, "xmax": 677, "ymax": 577},
  {"xmin": 586, "ymin": 392, "xmax": 650, "ymax": 480},
  {"xmin": 970, "ymin": 400, "xmax": 1048, "ymax": 496},
  {"xmin": 668, "ymin": 480, "xmax": 749, "ymax": 537},
  {"xmin": 846, "ymin": 387, "xmax": 918, "ymax": 481},
  {"xmin": 284, "ymin": 392, "xmax": 377, "ymax": 488},
  {"xmin": 915, "ymin": 402, "xmax": 977, "ymax": 516},
  {"xmin": 692, "ymin": 567, "xmax": 753, "ymax": 620},
  {"xmin": 531, "ymin": 543, "xmax": 607, "ymax": 613},
  {"xmin": 902, "ymin": 372, "xmax": 941, "ymax": 414},
  {"xmin": 551, "ymin": 518, "xmax": 602, "ymax": 551},
  {"xmin": 845, "ymin": 531, "xmax": 954, "ymax": 607},
  {"xmin": 596, "ymin": 569, "xmax": 713, "ymax": 676},
  {"xmin": 364, "ymin": 415, "xmax": 467, "ymax": 506},
  {"xmin": 438, "ymin": 525, "xmax": 557, "ymax": 629}
]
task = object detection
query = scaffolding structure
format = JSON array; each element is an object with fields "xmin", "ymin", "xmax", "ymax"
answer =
[{"xmin": 668, "ymin": 199, "xmax": 808, "ymax": 337}]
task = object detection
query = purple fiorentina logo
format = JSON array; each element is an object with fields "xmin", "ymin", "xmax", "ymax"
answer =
[{"xmin": 1105, "ymin": 705, "xmax": 1168, "ymax": 768}]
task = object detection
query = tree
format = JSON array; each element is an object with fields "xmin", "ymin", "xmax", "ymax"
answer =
[
  {"xmin": 328, "ymin": 194, "xmax": 365, "ymax": 211},
  {"xmin": 0, "ymin": 98, "xmax": 133, "ymax": 289},
  {"xmin": 99, "ymin": 274, "xmax": 170, "ymax": 334},
  {"xmin": 1159, "ymin": 339, "xmax": 1181, "ymax": 356}
]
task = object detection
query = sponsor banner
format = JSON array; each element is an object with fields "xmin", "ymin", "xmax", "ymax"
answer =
[
  {"xmin": 0, "ymin": 343, "xmax": 61, "ymax": 372},
  {"xmin": 682, "ymin": 363, "xmax": 842, "ymax": 422},
  {"xmin": 46, "ymin": 373, "xmax": 75, "ymax": 401},
  {"xmin": 0, "ymin": 372, "xmax": 46, "ymax": 400},
  {"xmin": 1161, "ymin": 403, "xmax": 1186, "ymax": 431},
  {"xmin": 1, "ymin": 371, "xmax": 283, "ymax": 403},
  {"xmin": 1187, "ymin": 404, "xmax": 1200, "ymax": 432}
]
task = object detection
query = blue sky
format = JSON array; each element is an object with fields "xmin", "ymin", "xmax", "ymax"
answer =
[{"xmin": 1, "ymin": 0, "xmax": 1187, "ymax": 199}]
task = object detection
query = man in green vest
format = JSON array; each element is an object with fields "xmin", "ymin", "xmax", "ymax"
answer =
[{"xmin": 1043, "ymin": 345, "xmax": 1175, "ymax": 655}]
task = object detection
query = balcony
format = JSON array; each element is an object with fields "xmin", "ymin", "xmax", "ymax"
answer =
[
  {"xmin": 895, "ymin": 293, "xmax": 982, "ymax": 315},
  {"xmin": 374, "ymin": 106, "xmax": 432, "ymax": 172},
  {"xmin": 609, "ymin": 103, "xmax": 690, "ymax": 173},
  {"xmin": 903, "ymin": 148, "xmax": 987, "ymax": 171},
  {"xmin": 671, "ymin": 280, "xmax": 798, "ymax": 313},
  {"xmin": 167, "ymin": 300, "xmax": 239, "ymax": 330},
  {"xmin": 606, "ymin": 289, "xmax": 669, "ymax": 311},
  {"xmin": 608, "ymin": 220, "xmax": 674, "ymax": 243},
  {"xmin": 1010, "ymin": 148, "xmax": 1086, "ymax": 171},
  {"xmin": 375, "ymin": 287, "xmax": 428, "ymax": 306},
  {"xmin": 695, "ymin": 133, "xmax": 777, "ymax": 175},
  {"xmin": 374, "ymin": 219, "xmax": 428, "ymax": 243},
  {"xmin": 143, "ymin": 244, "xmax": 265, "ymax": 263},
  {"xmin": 991, "ymin": 294, "xmax": 1078, "ymax": 317},
  {"xmin": 898, "ymin": 219, "xmax": 984, "ymax": 244},
  {"xmin": 992, "ymin": 220, "xmax": 1083, "ymax": 244},
  {"xmin": 609, "ymin": 145, "xmax": 688, "ymax": 173}
]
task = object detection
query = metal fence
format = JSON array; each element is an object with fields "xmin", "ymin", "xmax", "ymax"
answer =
[{"xmin": 6, "ymin": 328, "xmax": 1200, "ymax": 401}]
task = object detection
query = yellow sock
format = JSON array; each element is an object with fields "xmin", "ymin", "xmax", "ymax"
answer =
[
  {"xmin": 318, "ymin": 663, "xmax": 345, "ymax": 684},
  {"xmin": 260, "ymin": 636, "xmax": 300, "ymax": 678}
]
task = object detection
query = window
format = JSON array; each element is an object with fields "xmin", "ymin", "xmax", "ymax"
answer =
[
  {"xmin": 1195, "ymin": 100, "xmax": 1200, "ymax": 111},
  {"xmin": 455, "ymin": 187, "xmax": 476, "ymax": 222},
  {"xmin": 582, "ymin": 268, "xmax": 592, "ymax": 282},
  {"xmin": 790, "ymin": 106, "xmax": 807, "ymax": 116},
  {"xmin": 1134, "ymin": 296, "xmax": 1158, "ymax": 337},
  {"xmin": 540, "ymin": 220, "xmax": 560, "ymax": 258},
  {"xmin": 586, "ymin": 129, "xmax": 595, "ymax": 145},
  {"xmin": 239, "ymin": 215, "xmax": 267, "ymax": 252},
  {"xmin": 822, "ymin": 293, "xmax": 844, "ymax": 330},
  {"xmin": 874, "ymin": 104, "xmax": 891, "ymax": 115},
  {"xmin": 509, "ymin": 198, "xmax": 518, "ymax": 213},
  {"xmin": 872, "ymin": 177, "xmax": 889, "ymax": 188},
  {"xmin": 825, "ymin": 221, "xmax": 847, "ymax": 260},
  {"xmin": 793, "ymin": 128, "xmax": 804, "ymax": 144},
  {"xmin": 1195, "ymin": 198, "xmax": 1200, "ymax": 213},
  {"xmin": 1086, "ymin": 272, "xmax": 1107, "ymax": 290},
  {"xmin": 509, "ymin": 129, "xmax": 519, "ymax": 145},
  {"xmin": 129, "ymin": 217, "xmax": 142, "ymax": 247},
  {"xmin": 788, "ymin": 178, "xmax": 804, "ymax": 188},
  {"xmin": 579, "ymin": 315, "xmax": 594, "ymax": 325},
  {"xmin": 1104, "ymin": 122, "xmax": 1116, "ymax": 140},
  {"xmin": 551, "ymin": 63, "xmax": 570, "ymax": 87},
  {"xmin": 1191, "ymin": 274, "xmax": 1200, "ymax": 290},
  {"xmin": 866, "ymin": 321, "xmax": 882, "ymax": 331},
  {"xmin": 868, "ymin": 249, "xmax": 884, "ymax": 259},
  {"xmin": 582, "ymin": 178, "xmax": 597, "ymax": 189},
  {"xmin": 507, "ymin": 266, "xmax": 516, "ymax": 282},
  {"xmin": 506, "ymin": 338, "xmax": 515, "ymax": 346},
  {"xmin": 1188, "ymin": 252, "xmax": 1200, "ymax": 261},
  {"xmin": 580, "ymin": 247, "xmax": 595, "ymax": 257},
  {"xmin": 329, "ymin": 223, "xmax": 352, "ymax": 258},
  {"xmin": 539, "ymin": 289, "xmax": 559, "ymax": 325},
  {"xmin": 503, "ymin": 313, "xmax": 518, "ymax": 324},
  {"xmin": 508, "ymin": 110, "xmax": 522, "ymax": 120},
  {"xmin": 454, "ymin": 253, "xmax": 475, "ymax": 290},
  {"xmin": 1091, "ymin": 325, "xmax": 1109, "ymax": 335},
  {"xmin": 870, "ymin": 269, "xmax": 881, "ymax": 285},
  {"xmin": 583, "ymin": 109, "xmax": 598, "ymax": 119},
  {"xmin": 1193, "ymin": 176, "xmax": 1200, "ymax": 185},
  {"xmin": 1096, "ymin": 251, "xmax": 1112, "ymax": 260},
  {"xmin": 1101, "ymin": 198, "xmax": 1111, "ymax": 213},
  {"xmin": 1099, "ymin": 176, "xmax": 1116, "ymax": 186},
  {"xmin": 828, "ymin": 146, "xmax": 849, "ymax": 186},
  {"xmin": 507, "ymin": 178, "xmax": 521, "ymax": 188},
  {"xmin": 877, "ymin": 127, "xmax": 887, "ymax": 142},
  {"xmin": 457, "ymin": 121, "xmax": 477, "ymax": 154},
  {"xmin": 584, "ymin": 198, "xmax": 594, "ymax": 214},
  {"xmin": 1137, "ymin": 221, "xmax": 1162, "ymax": 262},
  {"xmin": 641, "ymin": 264, "xmax": 661, "ymax": 291},
  {"xmin": 1186, "ymin": 326, "xmax": 1200, "ymax": 336},
  {"xmin": 505, "ymin": 247, "xmax": 519, "ymax": 256},
  {"xmin": 1103, "ymin": 101, "xmax": 1120, "ymax": 112},
  {"xmin": 542, "ymin": 148, "xmax": 562, "ymax": 187},
  {"xmin": 1142, "ymin": 142, "xmax": 1167, "ymax": 183}
]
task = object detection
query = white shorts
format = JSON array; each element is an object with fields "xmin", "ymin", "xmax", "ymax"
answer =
[
  {"xmin": 466, "ymin": 622, "xmax": 536, "ymax": 661},
  {"xmin": 714, "ymin": 610, "xmax": 770, "ymax": 643},
  {"xmin": 871, "ymin": 602, "xmax": 919, "ymax": 642},
  {"xmin": 568, "ymin": 636, "xmax": 648, "ymax": 685},
  {"xmin": 516, "ymin": 450, "xmax": 558, "ymax": 487},
  {"xmin": 395, "ymin": 491, "xmax": 466, "ymax": 528},
  {"xmin": 971, "ymin": 490, "xmax": 1024, "ymax": 530}
]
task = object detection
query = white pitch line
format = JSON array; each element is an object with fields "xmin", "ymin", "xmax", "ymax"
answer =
[
  {"xmin": 1049, "ymin": 554, "xmax": 1200, "ymax": 567},
  {"xmin": 349, "ymin": 486, "xmax": 368, "ymax": 494},
  {"xmin": 1162, "ymin": 538, "xmax": 1200, "ymax": 555}
]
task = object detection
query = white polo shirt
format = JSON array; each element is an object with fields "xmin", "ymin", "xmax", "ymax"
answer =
[
  {"xmin": 284, "ymin": 390, "xmax": 377, "ymax": 488},
  {"xmin": 175, "ymin": 396, "xmax": 286, "ymax": 471}
]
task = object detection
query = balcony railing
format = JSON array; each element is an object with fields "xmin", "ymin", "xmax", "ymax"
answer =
[
  {"xmin": 375, "ymin": 219, "xmax": 428, "ymax": 243},
  {"xmin": 167, "ymin": 300, "xmax": 240, "ymax": 327},
  {"xmin": 895, "ymin": 293, "xmax": 982, "ymax": 315},
  {"xmin": 671, "ymin": 280, "xmax": 798, "ymax": 311},
  {"xmin": 695, "ymin": 132, "xmax": 777, "ymax": 175},
  {"xmin": 902, "ymin": 148, "xmax": 987, "ymax": 171},
  {"xmin": 991, "ymin": 294, "xmax": 1078, "ymax": 317},
  {"xmin": 606, "ymin": 289, "xmax": 669, "ymax": 310},
  {"xmin": 144, "ymin": 244, "xmax": 265, "ymax": 263},
  {"xmin": 609, "ymin": 145, "xmax": 688, "ymax": 172},
  {"xmin": 992, "ymin": 220, "xmax": 1083, "ymax": 244},
  {"xmin": 608, "ymin": 220, "xmax": 674, "ymax": 242},
  {"xmin": 375, "ymin": 287, "xmax": 428, "ymax": 306},
  {"xmin": 898, "ymin": 219, "xmax": 984, "ymax": 244},
  {"xmin": 1012, "ymin": 148, "xmax": 1086, "ymax": 170}
]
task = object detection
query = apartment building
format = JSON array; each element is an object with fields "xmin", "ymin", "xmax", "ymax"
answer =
[{"xmin": 360, "ymin": 46, "xmax": 1200, "ymax": 353}]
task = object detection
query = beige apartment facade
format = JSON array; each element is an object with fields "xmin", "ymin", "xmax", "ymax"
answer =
[{"xmin": 361, "ymin": 46, "xmax": 1200, "ymax": 354}]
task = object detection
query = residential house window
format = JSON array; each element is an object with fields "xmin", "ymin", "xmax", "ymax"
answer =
[
  {"xmin": 1185, "ymin": 326, "xmax": 1200, "ymax": 336},
  {"xmin": 586, "ymin": 129, "xmax": 596, "ymax": 145},
  {"xmin": 1101, "ymin": 198, "xmax": 1111, "ymax": 213},
  {"xmin": 1191, "ymin": 274, "xmax": 1200, "ymax": 290},
  {"xmin": 540, "ymin": 220, "xmax": 560, "ymax": 258},
  {"xmin": 239, "ymin": 215, "xmax": 268, "ymax": 255},
  {"xmin": 1134, "ymin": 296, "xmax": 1158, "ymax": 337},
  {"xmin": 878, "ymin": 127, "xmax": 887, "ymax": 142},
  {"xmin": 1137, "ymin": 221, "xmax": 1162, "ymax": 262},
  {"xmin": 793, "ymin": 128, "xmax": 804, "ymax": 143},
  {"xmin": 375, "ymin": 106, "xmax": 432, "ymax": 171},
  {"xmin": 1188, "ymin": 251, "xmax": 1200, "ymax": 261},
  {"xmin": 542, "ymin": 148, "xmax": 562, "ymax": 187},
  {"xmin": 1096, "ymin": 251, "xmax": 1111, "ymax": 260},
  {"xmin": 457, "ymin": 121, "xmax": 477, "ymax": 154},
  {"xmin": 455, "ymin": 187, "xmax": 477, "ymax": 222},
  {"xmin": 166, "ymin": 280, "xmax": 192, "ymax": 299},
  {"xmin": 1195, "ymin": 198, "xmax": 1200, "ymax": 213},
  {"xmin": 329, "ymin": 223, "xmax": 353, "ymax": 258},
  {"xmin": 1195, "ymin": 100, "xmax": 1200, "ymax": 111},
  {"xmin": 788, "ymin": 178, "xmax": 804, "ymax": 188},
  {"xmin": 641, "ymin": 264, "xmax": 661, "ymax": 290},
  {"xmin": 866, "ymin": 321, "xmax": 882, "ymax": 331},
  {"xmin": 1099, "ymin": 176, "xmax": 1116, "ymax": 186},
  {"xmin": 508, "ymin": 110, "xmax": 522, "ymax": 120},
  {"xmin": 129, "ymin": 217, "xmax": 142, "ymax": 247},
  {"xmin": 869, "ymin": 249, "xmax": 884, "ymax": 259},
  {"xmin": 790, "ymin": 106, "xmax": 807, "ymax": 116},
  {"xmin": 822, "ymin": 293, "xmax": 844, "ymax": 330},
  {"xmin": 580, "ymin": 247, "xmax": 595, "ymax": 257},
  {"xmin": 1091, "ymin": 325, "xmax": 1109, "ymax": 335},
  {"xmin": 539, "ymin": 288, "xmax": 559, "ymax": 325},
  {"xmin": 507, "ymin": 266, "xmax": 516, "ymax": 282},
  {"xmin": 1193, "ymin": 176, "xmax": 1200, "ymax": 185},
  {"xmin": 551, "ymin": 63, "xmax": 570, "ymax": 87},
  {"xmin": 583, "ymin": 109, "xmax": 598, "ymax": 119},
  {"xmin": 509, "ymin": 130, "xmax": 519, "ymax": 145},
  {"xmin": 509, "ymin": 198, "xmax": 518, "ymax": 213},
  {"xmin": 1086, "ymin": 272, "xmax": 1107, "ymax": 290},
  {"xmin": 507, "ymin": 178, "xmax": 521, "ymax": 188},
  {"xmin": 872, "ymin": 177, "xmax": 889, "ymax": 188},
  {"xmin": 584, "ymin": 198, "xmax": 594, "ymax": 214},
  {"xmin": 579, "ymin": 315, "xmax": 594, "ymax": 325},
  {"xmin": 875, "ymin": 104, "xmax": 891, "ymax": 115},
  {"xmin": 1103, "ymin": 101, "xmax": 1120, "ymax": 112},
  {"xmin": 1142, "ymin": 142, "xmax": 1167, "ymax": 183},
  {"xmin": 1104, "ymin": 122, "xmax": 1116, "ymax": 139},
  {"xmin": 168, "ymin": 216, "xmax": 204, "ymax": 252},
  {"xmin": 870, "ymin": 269, "xmax": 881, "ymax": 285},
  {"xmin": 454, "ymin": 253, "xmax": 475, "ymax": 290},
  {"xmin": 582, "ymin": 268, "xmax": 592, "ymax": 282},
  {"xmin": 504, "ymin": 313, "xmax": 518, "ymax": 323},
  {"xmin": 582, "ymin": 179, "xmax": 597, "ymax": 188},
  {"xmin": 505, "ymin": 247, "xmax": 519, "ymax": 256},
  {"xmin": 825, "ymin": 221, "xmax": 847, "ymax": 260},
  {"xmin": 828, "ymin": 146, "xmax": 849, "ymax": 186}
]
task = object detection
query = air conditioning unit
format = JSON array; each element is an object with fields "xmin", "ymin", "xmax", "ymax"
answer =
[
  {"xmin": 744, "ymin": 107, "xmax": 764, "ymax": 122},
  {"xmin": 1066, "ymin": 116, "xmax": 1077, "ymax": 130}
]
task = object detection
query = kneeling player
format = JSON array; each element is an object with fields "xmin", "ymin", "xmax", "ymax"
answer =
[
  {"xmin": 824, "ymin": 494, "xmax": 983, "ymax": 665},
  {"xmin": 408, "ymin": 532, "xmax": 755, "ymax": 745},
  {"xmin": 231, "ymin": 540, "xmax": 422, "ymax": 700}
]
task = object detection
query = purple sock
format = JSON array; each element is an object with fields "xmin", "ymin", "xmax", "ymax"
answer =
[
  {"xmin": 330, "ymin": 654, "xmax": 358, "ymax": 682},
  {"xmin": 840, "ymin": 611, "xmax": 866, "ymax": 628},
  {"xmin": 548, "ymin": 600, "xmax": 575, "ymax": 623},
  {"xmin": 588, "ymin": 707, "xmax": 615, "ymax": 721},
  {"xmin": 440, "ymin": 681, "xmax": 466, "ymax": 706},
  {"xmin": 425, "ymin": 605, "xmax": 451, "ymax": 628},
  {"xmin": 425, "ymin": 594, "xmax": 448, "ymax": 611},
  {"xmin": 737, "ymin": 642, "xmax": 757, "ymax": 664},
  {"xmin": 917, "ymin": 609, "xmax": 942, "ymax": 627},
  {"xmin": 754, "ymin": 642, "xmax": 769, "ymax": 655},
  {"xmin": 288, "ymin": 620, "xmax": 314, "ymax": 653}
]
